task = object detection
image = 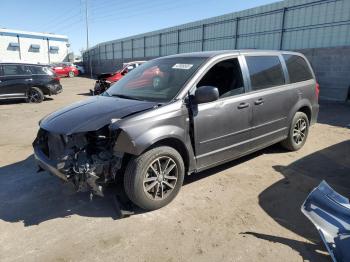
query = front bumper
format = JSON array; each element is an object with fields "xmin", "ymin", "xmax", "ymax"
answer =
[{"xmin": 34, "ymin": 145, "xmax": 68, "ymax": 181}]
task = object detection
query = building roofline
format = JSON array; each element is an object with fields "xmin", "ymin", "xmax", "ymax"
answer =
[
  {"xmin": 156, "ymin": 49, "xmax": 301, "ymax": 59},
  {"xmin": 0, "ymin": 28, "xmax": 68, "ymax": 41}
]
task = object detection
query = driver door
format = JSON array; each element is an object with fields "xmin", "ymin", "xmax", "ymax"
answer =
[{"xmin": 192, "ymin": 56, "xmax": 252, "ymax": 170}]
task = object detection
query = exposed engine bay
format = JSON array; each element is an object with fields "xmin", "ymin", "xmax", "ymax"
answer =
[
  {"xmin": 33, "ymin": 126, "xmax": 123, "ymax": 197},
  {"xmin": 90, "ymin": 79, "xmax": 111, "ymax": 96}
]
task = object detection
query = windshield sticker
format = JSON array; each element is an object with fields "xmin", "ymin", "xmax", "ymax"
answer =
[{"xmin": 172, "ymin": 64, "xmax": 193, "ymax": 70}]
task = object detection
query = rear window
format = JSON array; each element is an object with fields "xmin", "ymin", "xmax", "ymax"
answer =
[
  {"xmin": 283, "ymin": 54, "xmax": 313, "ymax": 83},
  {"xmin": 246, "ymin": 56, "xmax": 285, "ymax": 91}
]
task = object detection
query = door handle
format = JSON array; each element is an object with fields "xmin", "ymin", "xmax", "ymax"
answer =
[
  {"xmin": 237, "ymin": 102, "xmax": 250, "ymax": 109},
  {"xmin": 254, "ymin": 98, "xmax": 264, "ymax": 105}
]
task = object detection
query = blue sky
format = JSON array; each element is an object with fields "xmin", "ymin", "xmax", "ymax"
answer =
[{"xmin": 0, "ymin": 0, "xmax": 277, "ymax": 55}]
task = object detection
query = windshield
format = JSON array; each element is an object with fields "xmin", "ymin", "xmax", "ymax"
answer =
[{"xmin": 105, "ymin": 57, "xmax": 207, "ymax": 102}]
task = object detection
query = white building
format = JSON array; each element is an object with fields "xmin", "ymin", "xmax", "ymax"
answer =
[{"xmin": 0, "ymin": 28, "xmax": 70, "ymax": 64}]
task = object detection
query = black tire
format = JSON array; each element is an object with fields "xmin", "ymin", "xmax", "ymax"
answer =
[
  {"xmin": 26, "ymin": 87, "xmax": 44, "ymax": 103},
  {"xmin": 281, "ymin": 112, "xmax": 309, "ymax": 151},
  {"xmin": 124, "ymin": 146, "xmax": 185, "ymax": 211}
]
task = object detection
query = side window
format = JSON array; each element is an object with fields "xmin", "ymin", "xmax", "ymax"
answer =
[
  {"xmin": 283, "ymin": 54, "xmax": 313, "ymax": 83},
  {"xmin": 197, "ymin": 58, "xmax": 244, "ymax": 98},
  {"xmin": 3, "ymin": 65, "xmax": 31, "ymax": 76},
  {"xmin": 3, "ymin": 65, "xmax": 21, "ymax": 76},
  {"xmin": 30, "ymin": 66, "xmax": 44, "ymax": 74},
  {"xmin": 246, "ymin": 56, "xmax": 285, "ymax": 91}
]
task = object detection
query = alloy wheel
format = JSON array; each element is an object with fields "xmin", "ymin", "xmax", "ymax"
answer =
[
  {"xmin": 28, "ymin": 89, "xmax": 40, "ymax": 103},
  {"xmin": 293, "ymin": 118, "xmax": 307, "ymax": 144},
  {"xmin": 143, "ymin": 156, "xmax": 178, "ymax": 200}
]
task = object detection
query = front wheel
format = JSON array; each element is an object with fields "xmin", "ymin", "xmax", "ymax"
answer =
[
  {"xmin": 281, "ymin": 112, "xmax": 309, "ymax": 151},
  {"xmin": 124, "ymin": 146, "xmax": 185, "ymax": 211},
  {"xmin": 68, "ymin": 71, "xmax": 75, "ymax": 78}
]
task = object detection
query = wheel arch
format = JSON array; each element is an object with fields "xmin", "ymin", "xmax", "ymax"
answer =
[
  {"xmin": 297, "ymin": 105, "xmax": 312, "ymax": 123},
  {"xmin": 26, "ymin": 85, "xmax": 48, "ymax": 96},
  {"xmin": 114, "ymin": 127, "xmax": 196, "ymax": 174},
  {"xmin": 145, "ymin": 137, "xmax": 190, "ymax": 173},
  {"xmin": 289, "ymin": 99, "xmax": 312, "ymax": 125}
]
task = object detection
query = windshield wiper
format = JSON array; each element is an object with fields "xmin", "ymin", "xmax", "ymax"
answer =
[{"xmin": 110, "ymin": 94, "xmax": 143, "ymax": 101}]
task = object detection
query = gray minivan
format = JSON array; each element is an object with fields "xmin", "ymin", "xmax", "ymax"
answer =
[{"xmin": 33, "ymin": 50, "xmax": 319, "ymax": 210}]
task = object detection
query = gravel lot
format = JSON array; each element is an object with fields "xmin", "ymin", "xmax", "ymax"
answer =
[{"xmin": 0, "ymin": 77, "xmax": 349, "ymax": 262}]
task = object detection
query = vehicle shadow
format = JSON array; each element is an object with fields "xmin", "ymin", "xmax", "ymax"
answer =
[
  {"xmin": 0, "ymin": 155, "xmax": 144, "ymax": 226},
  {"xmin": 183, "ymin": 145, "xmax": 285, "ymax": 185},
  {"xmin": 255, "ymin": 140, "xmax": 350, "ymax": 261},
  {"xmin": 0, "ymin": 145, "xmax": 280, "ymax": 227},
  {"xmin": 183, "ymin": 140, "xmax": 350, "ymax": 261},
  {"xmin": 0, "ymin": 97, "xmax": 53, "ymax": 105},
  {"xmin": 77, "ymin": 92, "xmax": 92, "ymax": 96},
  {"xmin": 240, "ymin": 232, "xmax": 328, "ymax": 261}
]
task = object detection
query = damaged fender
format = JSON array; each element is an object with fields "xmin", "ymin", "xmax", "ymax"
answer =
[{"xmin": 112, "ymin": 100, "xmax": 196, "ymax": 172}]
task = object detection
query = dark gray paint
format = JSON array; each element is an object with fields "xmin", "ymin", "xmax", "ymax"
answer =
[{"xmin": 37, "ymin": 50, "xmax": 319, "ymax": 176}]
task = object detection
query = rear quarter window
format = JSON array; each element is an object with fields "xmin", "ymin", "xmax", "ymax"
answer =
[
  {"xmin": 30, "ymin": 66, "xmax": 50, "ymax": 75},
  {"xmin": 283, "ymin": 54, "xmax": 313, "ymax": 83},
  {"xmin": 245, "ymin": 56, "xmax": 285, "ymax": 91}
]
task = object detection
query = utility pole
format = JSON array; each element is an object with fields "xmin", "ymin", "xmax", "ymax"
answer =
[{"xmin": 85, "ymin": 0, "xmax": 93, "ymax": 78}]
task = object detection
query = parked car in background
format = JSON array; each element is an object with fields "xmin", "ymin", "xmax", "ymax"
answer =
[
  {"xmin": 0, "ymin": 62, "xmax": 62, "ymax": 103},
  {"xmin": 51, "ymin": 62, "xmax": 79, "ymax": 78},
  {"xmin": 33, "ymin": 50, "xmax": 319, "ymax": 211},
  {"xmin": 91, "ymin": 61, "xmax": 146, "ymax": 95}
]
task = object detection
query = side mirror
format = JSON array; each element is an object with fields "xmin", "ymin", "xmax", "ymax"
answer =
[{"xmin": 194, "ymin": 86, "xmax": 219, "ymax": 104}]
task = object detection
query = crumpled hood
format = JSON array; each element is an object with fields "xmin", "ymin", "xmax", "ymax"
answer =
[{"xmin": 40, "ymin": 96, "xmax": 157, "ymax": 134}]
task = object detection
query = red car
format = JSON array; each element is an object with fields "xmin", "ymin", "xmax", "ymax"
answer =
[
  {"xmin": 125, "ymin": 66, "xmax": 165, "ymax": 89},
  {"xmin": 51, "ymin": 63, "xmax": 79, "ymax": 78},
  {"xmin": 91, "ymin": 61, "xmax": 146, "ymax": 95},
  {"xmin": 104, "ymin": 61, "xmax": 146, "ymax": 82}
]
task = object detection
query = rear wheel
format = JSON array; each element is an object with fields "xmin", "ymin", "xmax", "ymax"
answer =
[
  {"xmin": 124, "ymin": 146, "xmax": 185, "ymax": 211},
  {"xmin": 26, "ymin": 87, "xmax": 44, "ymax": 103},
  {"xmin": 68, "ymin": 71, "xmax": 75, "ymax": 78},
  {"xmin": 281, "ymin": 112, "xmax": 309, "ymax": 151}
]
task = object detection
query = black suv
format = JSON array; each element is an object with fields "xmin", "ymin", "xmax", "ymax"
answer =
[
  {"xmin": 33, "ymin": 50, "xmax": 319, "ymax": 211},
  {"xmin": 0, "ymin": 62, "xmax": 62, "ymax": 103}
]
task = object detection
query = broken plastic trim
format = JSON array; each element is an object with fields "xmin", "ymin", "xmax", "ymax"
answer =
[
  {"xmin": 301, "ymin": 180, "xmax": 350, "ymax": 262},
  {"xmin": 34, "ymin": 125, "xmax": 124, "ymax": 197}
]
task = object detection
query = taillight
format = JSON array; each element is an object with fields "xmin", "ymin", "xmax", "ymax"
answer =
[
  {"xmin": 54, "ymin": 77, "xmax": 60, "ymax": 82},
  {"xmin": 315, "ymin": 82, "xmax": 320, "ymax": 100}
]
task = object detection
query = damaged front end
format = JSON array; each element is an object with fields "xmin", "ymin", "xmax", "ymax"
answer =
[
  {"xmin": 90, "ymin": 80, "xmax": 111, "ymax": 96},
  {"xmin": 33, "ymin": 126, "xmax": 123, "ymax": 197}
]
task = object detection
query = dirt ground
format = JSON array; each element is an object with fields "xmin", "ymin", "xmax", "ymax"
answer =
[{"xmin": 0, "ymin": 77, "xmax": 349, "ymax": 262}]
